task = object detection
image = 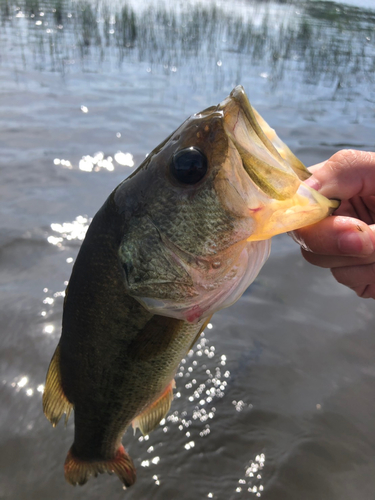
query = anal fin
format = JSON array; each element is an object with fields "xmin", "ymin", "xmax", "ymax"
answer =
[
  {"xmin": 132, "ymin": 380, "xmax": 175, "ymax": 436},
  {"xmin": 43, "ymin": 344, "xmax": 73, "ymax": 426}
]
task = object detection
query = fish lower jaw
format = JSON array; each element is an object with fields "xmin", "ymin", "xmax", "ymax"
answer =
[
  {"xmin": 245, "ymin": 182, "xmax": 338, "ymax": 241},
  {"xmin": 246, "ymin": 206, "xmax": 327, "ymax": 241}
]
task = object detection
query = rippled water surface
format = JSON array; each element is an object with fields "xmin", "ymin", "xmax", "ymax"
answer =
[{"xmin": 1, "ymin": 0, "xmax": 375, "ymax": 498}]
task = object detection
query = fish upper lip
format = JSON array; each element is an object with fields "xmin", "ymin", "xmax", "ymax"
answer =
[
  {"xmin": 231, "ymin": 109, "xmax": 242, "ymax": 136},
  {"xmin": 221, "ymin": 97, "xmax": 301, "ymax": 201}
]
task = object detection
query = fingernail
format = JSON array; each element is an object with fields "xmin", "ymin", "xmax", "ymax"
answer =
[
  {"xmin": 304, "ymin": 176, "xmax": 321, "ymax": 191},
  {"xmin": 338, "ymin": 230, "xmax": 375, "ymax": 255}
]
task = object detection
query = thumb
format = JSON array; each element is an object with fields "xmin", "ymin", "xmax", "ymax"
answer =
[
  {"xmin": 291, "ymin": 215, "xmax": 375, "ymax": 257},
  {"xmin": 305, "ymin": 149, "xmax": 375, "ymax": 200}
]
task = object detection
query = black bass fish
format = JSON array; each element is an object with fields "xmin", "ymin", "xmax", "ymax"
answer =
[{"xmin": 43, "ymin": 86, "xmax": 338, "ymax": 488}]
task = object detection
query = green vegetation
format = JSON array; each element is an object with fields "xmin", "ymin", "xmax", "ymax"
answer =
[{"xmin": 1, "ymin": 0, "xmax": 374, "ymax": 90}]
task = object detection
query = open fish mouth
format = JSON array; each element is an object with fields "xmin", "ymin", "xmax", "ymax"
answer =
[
  {"xmin": 218, "ymin": 86, "xmax": 339, "ymax": 241},
  {"xmin": 117, "ymin": 86, "xmax": 340, "ymax": 324}
]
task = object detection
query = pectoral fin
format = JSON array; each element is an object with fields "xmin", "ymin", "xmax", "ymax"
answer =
[
  {"xmin": 43, "ymin": 344, "xmax": 73, "ymax": 426},
  {"xmin": 189, "ymin": 316, "xmax": 212, "ymax": 351},
  {"xmin": 132, "ymin": 380, "xmax": 175, "ymax": 436}
]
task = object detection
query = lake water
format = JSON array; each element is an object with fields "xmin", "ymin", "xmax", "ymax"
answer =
[{"xmin": 1, "ymin": 0, "xmax": 375, "ymax": 499}]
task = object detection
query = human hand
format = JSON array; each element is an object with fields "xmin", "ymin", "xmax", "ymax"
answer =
[{"xmin": 291, "ymin": 149, "xmax": 375, "ymax": 299}]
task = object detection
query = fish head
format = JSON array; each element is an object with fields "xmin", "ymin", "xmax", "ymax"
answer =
[{"xmin": 115, "ymin": 86, "xmax": 338, "ymax": 323}]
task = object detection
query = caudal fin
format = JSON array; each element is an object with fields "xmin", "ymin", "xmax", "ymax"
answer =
[{"xmin": 64, "ymin": 445, "xmax": 136, "ymax": 488}]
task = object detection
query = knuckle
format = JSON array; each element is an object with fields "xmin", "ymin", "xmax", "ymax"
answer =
[
  {"xmin": 355, "ymin": 285, "xmax": 374, "ymax": 299},
  {"xmin": 329, "ymin": 149, "xmax": 358, "ymax": 171},
  {"xmin": 332, "ymin": 262, "xmax": 375, "ymax": 289},
  {"xmin": 354, "ymin": 285, "xmax": 367, "ymax": 298},
  {"xmin": 329, "ymin": 149, "xmax": 375, "ymax": 172}
]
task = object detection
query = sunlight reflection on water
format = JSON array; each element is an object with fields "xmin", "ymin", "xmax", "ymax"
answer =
[
  {"xmin": 3, "ymin": 0, "xmax": 375, "ymax": 101},
  {"xmin": 135, "ymin": 326, "xmax": 234, "ymax": 454},
  {"xmin": 7, "ymin": 375, "xmax": 44, "ymax": 400},
  {"xmin": 54, "ymin": 151, "xmax": 134, "ymax": 172},
  {"xmin": 48, "ymin": 216, "xmax": 90, "ymax": 246}
]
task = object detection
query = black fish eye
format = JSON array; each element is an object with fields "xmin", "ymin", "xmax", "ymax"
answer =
[{"xmin": 170, "ymin": 147, "xmax": 208, "ymax": 185}]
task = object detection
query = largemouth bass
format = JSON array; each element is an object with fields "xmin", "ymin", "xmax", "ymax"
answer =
[{"xmin": 43, "ymin": 86, "xmax": 338, "ymax": 488}]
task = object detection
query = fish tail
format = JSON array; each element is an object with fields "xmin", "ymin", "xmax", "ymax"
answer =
[{"xmin": 64, "ymin": 445, "xmax": 136, "ymax": 488}]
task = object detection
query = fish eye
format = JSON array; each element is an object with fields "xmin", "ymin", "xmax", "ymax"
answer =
[{"xmin": 170, "ymin": 147, "xmax": 208, "ymax": 185}]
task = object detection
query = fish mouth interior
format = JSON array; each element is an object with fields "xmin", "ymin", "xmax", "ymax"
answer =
[
  {"xmin": 220, "ymin": 86, "xmax": 302, "ymax": 201},
  {"xmin": 217, "ymin": 86, "xmax": 339, "ymax": 240}
]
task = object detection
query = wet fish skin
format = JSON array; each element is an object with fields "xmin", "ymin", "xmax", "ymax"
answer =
[
  {"xmin": 43, "ymin": 86, "xmax": 338, "ymax": 488},
  {"xmin": 44, "ymin": 193, "xmax": 208, "ymax": 486},
  {"xmin": 58, "ymin": 195, "xmax": 204, "ymax": 482}
]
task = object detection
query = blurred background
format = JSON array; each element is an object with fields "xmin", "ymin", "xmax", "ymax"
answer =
[{"xmin": 1, "ymin": 0, "xmax": 375, "ymax": 498}]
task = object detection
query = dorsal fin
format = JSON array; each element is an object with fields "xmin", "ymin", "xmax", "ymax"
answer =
[
  {"xmin": 132, "ymin": 380, "xmax": 175, "ymax": 436},
  {"xmin": 43, "ymin": 344, "xmax": 73, "ymax": 426}
]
